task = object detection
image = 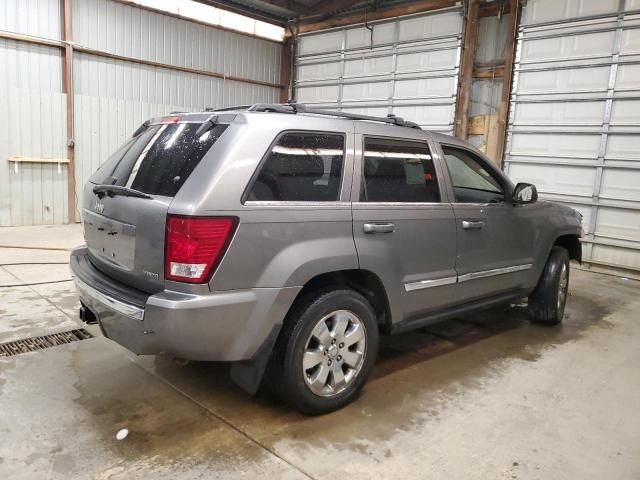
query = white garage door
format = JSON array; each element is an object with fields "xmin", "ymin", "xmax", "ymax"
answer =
[
  {"xmin": 505, "ymin": 0, "xmax": 640, "ymax": 274},
  {"xmin": 295, "ymin": 7, "xmax": 463, "ymax": 133}
]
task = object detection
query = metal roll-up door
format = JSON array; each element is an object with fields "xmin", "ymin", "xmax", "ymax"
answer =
[
  {"xmin": 505, "ymin": 0, "xmax": 640, "ymax": 275},
  {"xmin": 295, "ymin": 7, "xmax": 463, "ymax": 133}
]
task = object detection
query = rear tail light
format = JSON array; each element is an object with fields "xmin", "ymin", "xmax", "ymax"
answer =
[{"xmin": 165, "ymin": 215, "xmax": 237, "ymax": 283}]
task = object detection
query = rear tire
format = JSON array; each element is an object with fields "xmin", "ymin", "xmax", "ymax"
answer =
[
  {"xmin": 267, "ymin": 288, "xmax": 379, "ymax": 415},
  {"xmin": 528, "ymin": 246, "xmax": 570, "ymax": 326}
]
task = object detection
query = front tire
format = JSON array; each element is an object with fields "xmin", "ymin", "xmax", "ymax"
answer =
[
  {"xmin": 268, "ymin": 288, "xmax": 379, "ymax": 415},
  {"xmin": 528, "ymin": 246, "xmax": 570, "ymax": 325}
]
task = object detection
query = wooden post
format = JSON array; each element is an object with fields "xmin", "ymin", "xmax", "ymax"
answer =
[
  {"xmin": 61, "ymin": 0, "xmax": 76, "ymax": 223},
  {"xmin": 279, "ymin": 34, "xmax": 294, "ymax": 102},
  {"xmin": 495, "ymin": 0, "xmax": 519, "ymax": 167},
  {"xmin": 454, "ymin": 0, "xmax": 479, "ymax": 139}
]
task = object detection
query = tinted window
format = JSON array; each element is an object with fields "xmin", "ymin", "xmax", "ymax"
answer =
[
  {"xmin": 248, "ymin": 132, "xmax": 344, "ymax": 202},
  {"xmin": 362, "ymin": 138, "xmax": 440, "ymax": 203},
  {"xmin": 90, "ymin": 122, "xmax": 228, "ymax": 197},
  {"xmin": 442, "ymin": 146, "xmax": 504, "ymax": 203}
]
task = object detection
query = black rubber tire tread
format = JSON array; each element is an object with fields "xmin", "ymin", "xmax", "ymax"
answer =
[
  {"xmin": 528, "ymin": 246, "xmax": 570, "ymax": 326},
  {"xmin": 266, "ymin": 287, "xmax": 379, "ymax": 415}
]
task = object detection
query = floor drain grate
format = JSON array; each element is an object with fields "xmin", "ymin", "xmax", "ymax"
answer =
[{"xmin": 0, "ymin": 329, "xmax": 93, "ymax": 357}]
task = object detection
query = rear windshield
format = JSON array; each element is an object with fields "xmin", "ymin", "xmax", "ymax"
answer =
[{"xmin": 90, "ymin": 122, "xmax": 228, "ymax": 197}]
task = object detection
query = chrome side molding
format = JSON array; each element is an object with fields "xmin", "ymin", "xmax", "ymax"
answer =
[
  {"xmin": 404, "ymin": 276, "xmax": 457, "ymax": 292},
  {"xmin": 457, "ymin": 263, "xmax": 532, "ymax": 283},
  {"xmin": 404, "ymin": 263, "xmax": 532, "ymax": 292}
]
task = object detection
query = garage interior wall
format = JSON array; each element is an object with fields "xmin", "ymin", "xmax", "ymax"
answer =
[
  {"xmin": 505, "ymin": 0, "xmax": 640, "ymax": 274},
  {"xmin": 0, "ymin": 0, "xmax": 282, "ymax": 226},
  {"xmin": 295, "ymin": 7, "xmax": 464, "ymax": 133}
]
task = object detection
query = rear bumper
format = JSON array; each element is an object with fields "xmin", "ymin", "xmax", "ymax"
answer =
[{"xmin": 70, "ymin": 247, "xmax": 300, "ymax": 361}]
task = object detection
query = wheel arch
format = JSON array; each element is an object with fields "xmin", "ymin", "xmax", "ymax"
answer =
[{"xmin": 554, "ymin": 233, "xmax": 582, "ymax": 263}]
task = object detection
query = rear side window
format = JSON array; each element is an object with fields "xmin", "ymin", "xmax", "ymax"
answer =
[
  {"xmin": 362, "ymin": 137, "xmax": 440, "ymax": 203},
  {"xmin": 247, "ymin": 132, "xmax": 344, "ymax": 202},
  {"xmin": 90, "ymin": 122, "xmax": 228, "ymax": 197}
]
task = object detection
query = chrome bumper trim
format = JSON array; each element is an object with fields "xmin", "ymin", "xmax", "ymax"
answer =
[{"xmin": 71, "ymin": 270, "xmax": 145, "ymax": 321}]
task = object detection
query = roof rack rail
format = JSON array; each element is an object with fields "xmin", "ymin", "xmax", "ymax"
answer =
[
  {"xmin": 204, "ymin": 105, "xmax": 253, "ymax": 112},
  {"xmin": 246, "ymin": 102, "xmax": 422, "ymax": 129}
]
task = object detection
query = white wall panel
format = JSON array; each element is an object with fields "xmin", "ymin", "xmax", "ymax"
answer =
[
  {"xmin": 0, "ymin": 0, "xmax": 61, "ymax": 39},
  {"xmin": 296, "ymin": 9, "xmax": 463, "ymax": 133},
  {"xmin": 523, "ymin": 0, "xmax": 619, "ymax": 24},
  {"xmin": 72, "ymin": 0, "xmax": 281, "ymax": 85},
  {"xmin": 0, "ymin": 38, "xmax": 68, "ymax": 226},
  {"xmin": 505, "ymin": 0, "xmax": 640, "ymax": 274}
]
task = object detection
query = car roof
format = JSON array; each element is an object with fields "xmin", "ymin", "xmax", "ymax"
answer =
[{"xmin": 150, "ymin": 108, "xmax": 467, "ymax": 148}]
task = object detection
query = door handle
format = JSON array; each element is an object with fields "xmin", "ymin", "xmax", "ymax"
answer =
[
  {"xmin": 363, "ymin": 222, "xmax": 395, "ymax": 234},
  {"xmin": 462, "ymin": 220, "xmax": 485, "ymax": 230}
]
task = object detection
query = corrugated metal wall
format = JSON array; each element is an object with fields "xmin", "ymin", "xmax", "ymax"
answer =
[
  {"xmin": 0, "ymin": 0, "xmax": 69, "ymax": 225},
  {"xmin": 0, "ymin": 0, "xmax": 281, "ymax": 226},
  {"xmin": 295, "ymin": 8, "xmax": 463, "ymax": 133},
  {"xmin": 71, "ymin": 0, "xmax": 281, "ymax": 211},
  {"xmin": 505, "ymin": 0, "xmax": 640, "ymax": 274}
]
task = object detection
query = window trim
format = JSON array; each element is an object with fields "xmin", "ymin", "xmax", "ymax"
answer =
[
  {"xmin": 439, "ymin": 144, "xmax": 511, "ymax": 205},
  {"xmin": 240, "ymin": 129, "xmax": 347, "ymax": 205},
  {"xmin": 357, "ymin": 135, "xmax": 444, "ymax": 205}
]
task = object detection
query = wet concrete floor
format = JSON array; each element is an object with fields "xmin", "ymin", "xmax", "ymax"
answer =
[{"xmin": 1, "ymin": 226, "xmax": 639, "ymax": 479}]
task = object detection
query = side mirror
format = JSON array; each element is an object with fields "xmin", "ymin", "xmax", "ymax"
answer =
[{"xmin": 512, "ymin": 182, "xmax": 538, "ymax": 204}]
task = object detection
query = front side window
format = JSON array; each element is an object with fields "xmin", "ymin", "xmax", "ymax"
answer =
[
  {"xmin": 442, "ymin": 146, "xmax": 504, "ymax": 203},
  {"xmin": 247, "ymin": 132, "xmax": 344, "ymax": 202},
  {"xmin": 361, "ymin": 137, "xmax": 440, "ymax": 203}
]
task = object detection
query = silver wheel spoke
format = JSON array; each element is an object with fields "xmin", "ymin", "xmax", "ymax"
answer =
[
  {"xmin": 303, "ymin": 350, "xmax": 324, "ymax": 370},
  {"xmin": 312, "ymin": 320, "xmax": 332, "ymax": 347},
  {"xmin": 342, "ymin": 350, "xmax": 361, "ymax": 368},
  {"xmin": 309, "ymin": 363, "xmax": 330, "ymax": 391},
  {"xmin": 333, "ymin": 311, "xmax": 350, "ymax": 341},
  {"xmin": 343, "ymin": 324, "xmax": 364, "ymax": 348},
  {"xmin": 331, "ymin": 366, "xmax": 346, "ymax": 389}
]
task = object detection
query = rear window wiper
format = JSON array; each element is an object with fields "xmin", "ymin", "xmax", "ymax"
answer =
[{"xmin": 93, "ymin": 184, "xmax": 152, "ymax": 200}]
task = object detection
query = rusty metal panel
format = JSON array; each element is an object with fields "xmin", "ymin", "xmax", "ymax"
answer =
[
  {"xmin": 505, "ymin": 0, "xmax": 640, "ymax": 274},
  {"xmin": 295, "ymin": 8, "xmax": 463, "ymax": 133}
]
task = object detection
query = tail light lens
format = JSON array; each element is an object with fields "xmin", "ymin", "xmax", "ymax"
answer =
[{"xmin": 165, "ymin": 215, "xmax": 237, "ymax": 283}]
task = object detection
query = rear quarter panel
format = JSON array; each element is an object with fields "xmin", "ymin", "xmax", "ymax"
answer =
[{"xmin": 169, "ymin": 113, "xmax": 360, "ymax": 292}]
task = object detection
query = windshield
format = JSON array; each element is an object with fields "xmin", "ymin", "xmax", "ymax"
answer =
[{"xmin": 90, "ymin": 122, "xmax": 228, "ymax": 197}]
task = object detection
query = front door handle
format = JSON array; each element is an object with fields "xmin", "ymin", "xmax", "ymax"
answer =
[
  {"xmin": 363, "ymin": 222, "xmax": 395, "ymax": 234},
  {"xmin": 462, "ymin": 220, "xmax": 485, "ymax": 230}
]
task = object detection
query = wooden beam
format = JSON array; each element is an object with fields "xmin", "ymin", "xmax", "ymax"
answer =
[
  {"xmin": 297, "ymin": 0, "xmax": 458, "ymax": 33},
  {"xmin": 193, "ymin": 0, "xmax": 286, "ymax": 25},
  {"xmin": 279, "ymin": 35, "xmax": 294, "ymax": 102},
  {"xmin": 307, "ymin": 0, "xmax": 364, "ymax": 18},
  {"xmin": 494, "ymin": 0, "xmax": 519, "ymax": 167},
  {"xmin": 454, "ymin": 0, "xmax": 480, "ymax": 140},
  {"xmin": 478, "ymin": 0, "xmax": 511, "ymax": 18},
  {"xmin": 61, "ymin": 0, "xmax": 76, "ymax": 224},
  {"xmin": 472, "ymin": 65, "xmax": 505, "ymax": 79},
  {"xmin": 261, "ymin": 0, "xmax": 311, "ymax": 16}
]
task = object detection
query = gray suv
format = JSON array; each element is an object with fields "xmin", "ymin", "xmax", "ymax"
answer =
[{"xmin": 71, "ymin": 103, "xmax": 582, "ymax": 414}]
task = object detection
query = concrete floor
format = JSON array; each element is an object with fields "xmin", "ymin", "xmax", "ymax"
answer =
[{"xmin": 1, "ymin": 225, "xmax": 639, "ymax": 479}]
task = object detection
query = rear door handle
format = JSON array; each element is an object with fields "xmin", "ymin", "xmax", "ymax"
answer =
[
  {"xmin": 363, "ymin": 222, "xmax": 395, "ymax": 234},
  {"xmin": 462, "ymin": 220, "xmax": 485, "ymax": 230}
]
